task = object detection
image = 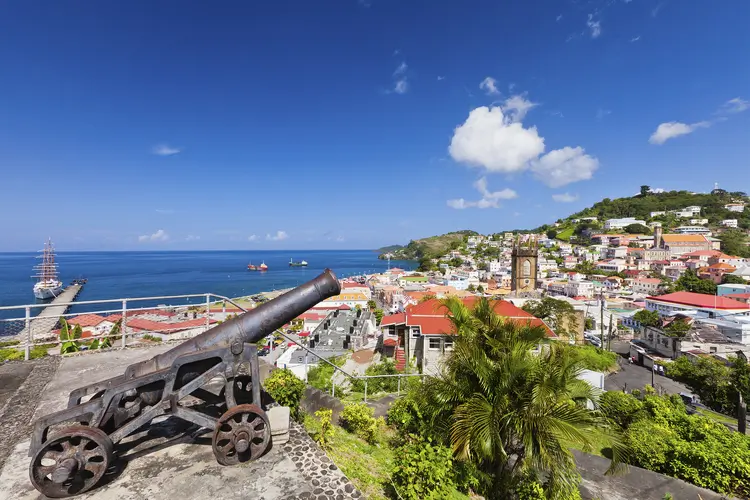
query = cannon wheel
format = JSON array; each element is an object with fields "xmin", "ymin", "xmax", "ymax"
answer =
[
  {"xmin": 29, "ymin": 426, "xmax": 113, "ymax": 498},
  {"xmin": 212, "ymin": 404, "xmax": 270, "ymax": 465}
]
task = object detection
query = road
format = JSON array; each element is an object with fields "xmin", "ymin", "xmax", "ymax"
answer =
[{"xmin": 604, "ymin": 341, "xmax": 689, "ymax": 395}]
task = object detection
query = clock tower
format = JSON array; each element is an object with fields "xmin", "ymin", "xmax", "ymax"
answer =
[{"xmin": 511, "ymin": 235, "xmax": 538, "ymax": 294}]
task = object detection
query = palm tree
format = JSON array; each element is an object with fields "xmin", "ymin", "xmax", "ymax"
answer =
[{"xmin": 414, "ymin": 297, "xmax": 625, "ymax": 499}]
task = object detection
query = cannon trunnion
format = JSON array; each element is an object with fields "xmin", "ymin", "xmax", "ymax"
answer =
[{"xmin": 27, "ymin": 270, "xmax": 341, "ymax": 498}]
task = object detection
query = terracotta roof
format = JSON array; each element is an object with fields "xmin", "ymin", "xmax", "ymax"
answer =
[
  {"xmin": 647, "ymin": 291, "xmax": 750, "ymax": 310},
  {"xmin": 635, "ymin": 278, "xmax": 662, "ymax": 284},
  {"xmin": 104, "ymin": 314, "xmax": 123, "ymax": 323},
  {"xmin": 708, "ymin": 263, "xmax": 736, "ymax": 271},
  {"xmin": 128, "ymin": 317, "xmax": 218, "ymax": 333},
  {"xmin": 383, "ymin": 338, "xmax": 400, "ymax": 347},
  {"xmin": 342, "ymin": 282, "xmax": 368, "ymax": 289},
  {"xmin": 380, "ymin": 313, "xmax": 406, "ymax": 326},
  {"xmin": 406, "ymin": 297, "xmax": 555, "ymax": 338},
  {"xmin": 683, "ymin": 250, "xmax": 723, "ymax": 257},
  {"xmin": 67, "ymin": 314, "xmax": 106, "ymax": 328},
  {"xmin": 661, "ymin": 234, "xmax": 709, "ymax": 243},
  {"xmin": 298, "ymin": 312, "xmax": 328, "ymax": 320}
]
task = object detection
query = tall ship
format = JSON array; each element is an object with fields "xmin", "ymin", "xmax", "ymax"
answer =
[
  {"xmin": 32, "ymin": 239, "xmax": 63, "ymax": 300},
  {"xmin": 289, "ymin": 258, "xmax": 308, "ymax": 267}
]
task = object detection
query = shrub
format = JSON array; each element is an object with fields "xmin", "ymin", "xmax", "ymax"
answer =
[
  {"xmin": 142, "ymin": 334, "xmax": 163, "ymax": 342},
  {"xmin": 0, "ymin": 348, "xmax": 24, "ymax": 362},
  {"xmin": 340, "ymin": 402, "xmax": 380, "ymax": 444},
  {"xmin": 599, "ymin": 391, "xmax": 644, "ymax": 429},
  {"xmin": 313, "ymin": 408, "xmax": 333, "ymax": 449},
  {"xmin": 306, "ymin": 355, "xmax": 345, "ymax": 392},
  {"xmin": 386, "ymin": 396, "xmax": 423, "ymax": 435},
  {"xmin": 565, "ymin": 344, "xmax": 618, "ymax": 372},
  {"xmin": 351, "ymin": 359, "xmax": 400, "ymax": 394},
  {"xmin": 264, "ymin": 368, "xmax": 306, "ymax": 421},
  {"xmin": 515, "ymin": 475, "xmax": 545, "ymax": 500},
  {"xmin": 391, "ymin": 437, "xmax": 455, "ymax": 500}
]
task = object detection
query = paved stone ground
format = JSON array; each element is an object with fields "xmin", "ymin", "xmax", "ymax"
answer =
[
  {"xmin": 283, "ymin": 422, "xmax": 361, "ymax": 500},
  {"xmin": 0, "ymin": 347, "xmax": 361, "ymax": 499}
]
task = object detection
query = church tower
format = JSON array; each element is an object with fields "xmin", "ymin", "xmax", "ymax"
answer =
[{"xmin": 511, "ymin": 235, "xmax": 538, "ymax": 294}]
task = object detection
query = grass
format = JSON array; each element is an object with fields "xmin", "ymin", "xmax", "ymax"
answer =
[
  {"xmin": 556, "ymin": 227, "xmax": 575, "ymax": 241},
  {"xmin": 302, "ymin": 414, "xmax": 471, "ymax": 500},
  {"xmin": 562, "ymin": 426, "xmax": 616, "ymax": 458},
  {"xmin": 695, "ymin": 407, "xmax": 738, "ymax": 426}
]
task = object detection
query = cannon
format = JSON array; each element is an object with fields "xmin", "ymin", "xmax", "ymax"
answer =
[{"xmin": 27, "ymin": 270, "xmax": 341, "ymax": 498}]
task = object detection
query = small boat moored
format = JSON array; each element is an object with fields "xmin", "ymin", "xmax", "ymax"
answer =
[{"xmin": 289, "ymin": 258, "xmax": 308, "ymax": 267}]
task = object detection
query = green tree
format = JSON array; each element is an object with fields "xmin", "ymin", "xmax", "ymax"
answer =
[
  {"xmin": 477, "ymin": 284, "xmax": 484, "ymax": 294},
  {"xmin": 666, "ymin": 356, "xmax": 736, "ymax": 414},
  {"xmin": 674, "ymin": 268, "xmax": 717, "ymax": 295},
  {"xmin": 522, "ymin": 297, "xmax": 580, "ymax": 340},
  {"xmin": 373, "ymin": 308, "xmax": 384, "ymax": 325},
  {"xmin": 414, "ymin": 297, "xmax": 625, "ymax": 499},
  {"xmin": 640, "ymin": 185, "xmax": 651, "ymax": 197},
  {"xmin": 546, "ymin": 229, "xmax": 558, "ymax": 240},
  {"xmin": 663, "ymin": 318, "xmax": 691, "ymax": 337},
  {"xmin": 722, "ymin": 274, "xmax": 747, "ymax": 285},
  {"xmin": 367, "ymin": 299, "xmax": 377, "ymax": 310},
  {"xmin": 449, "ymin": 257, "xmax": 463, "ymax": 268},
  {"xmin": 467, "ymin": 284, "xmax": 476, "ymax": 292},
  {"xmin": 719, "ymin": 229, "xmax": 750, "ymax": 258},
  {"xmin": 624, "ymin": 223, "xmax": 651, "ymax": 234}
]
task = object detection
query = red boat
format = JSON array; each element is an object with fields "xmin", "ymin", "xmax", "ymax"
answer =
[
  {"xmin": 248, "ymin": 262, "xmax": 258, "ymax": 271},
  {"xmin": 259, "ymin": 261, "xmax": 268, "ymax": 271}
]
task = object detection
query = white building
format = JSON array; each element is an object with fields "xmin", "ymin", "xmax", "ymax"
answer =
[
  {"xmin": 675, "ymin": 226, "xmax": 712, "ymax": 235},
  {"xmin": 486, "ymin": 260, "xmax": 503, "ymax": 273},
  {"xmin": 632, "ymin": 278, "xmax": 662, "ymax": 295},
  {"xmin": 565, "ymin": 280, "xmax": 595, "ymax": 298},
  {"xmin": 444, "ymin": 275, "xmax": 470, "ymax": 290},
  {"xmin": 721, "ymin": 219, "xmax": 738, "ymax": 228},
  {"xmin": 604, "ymin": 217, "xmax": 646, "ymax": 230},
  {"xmin": 596, "ymin": 259, "xmax": 628, "ymax": 273},
  {"xmin": 689, "ymin": 219, "xmax": 709, "ymax": 225},
  {"xmin": 724, "ymin": 203, "xmax": 745, "ymax": 213},
  {"xmin": 650, "ymin": 211, "xmax": 666, "ymax": 218}
]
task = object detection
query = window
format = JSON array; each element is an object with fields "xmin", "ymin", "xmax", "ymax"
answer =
[
  {"xmin": 411, "ymin": 327, "xmax": 420, "ymax": 339},
  {"xmin": 428, "ymin": 338, "xmax": 441, "ymax": 350},
  {"xmin": 444, "ymin": 338, "xmax": 454, "ymax": 351},
  {"xmin": 522, "ymin": 260, "xmax": 531, "ymax": 277}
]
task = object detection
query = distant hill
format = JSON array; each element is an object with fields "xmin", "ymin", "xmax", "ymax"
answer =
[
  {"xmin": 378, "ymin": 230, "xmax": 478, "ymax": 260},
  {"xmin": 536, "ymin": 188, "xmax": 750, "ymax": 234}
]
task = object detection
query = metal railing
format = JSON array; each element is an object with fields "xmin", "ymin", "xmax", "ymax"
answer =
[{"xmin": 0, "ymin": 293, "xmax": 248, "ymax": 360}]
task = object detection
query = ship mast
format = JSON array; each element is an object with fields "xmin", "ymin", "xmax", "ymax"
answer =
[{"xmin": 32, "ymin": 238, "xmax": 59, "ymax": 282}]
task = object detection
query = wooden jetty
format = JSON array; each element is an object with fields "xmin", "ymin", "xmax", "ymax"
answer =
[{"xmin": 16, "ymin": 284, "xmax": 83, "ymax": 342}]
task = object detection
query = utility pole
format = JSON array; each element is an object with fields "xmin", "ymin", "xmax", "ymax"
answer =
[
  {"xmin": 599, "ymin": 289, "xmax": 604, "ymax": 348},
  {"xmin": 606, "ymin": 314, "xmax": 614, "ymax": 352},
  {"xmin": 738, "ymin": 351, "xmax": 747, "ymax": 435}
]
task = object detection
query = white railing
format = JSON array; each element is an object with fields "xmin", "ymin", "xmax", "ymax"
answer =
[{"xmin": 0, "ymin": 293, "xmax": 248, "ymax": 360}]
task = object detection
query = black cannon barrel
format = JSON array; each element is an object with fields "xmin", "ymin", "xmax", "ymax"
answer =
[{"xmin": 126, "ymin": 269, "xmax": 341, "ymax": 378}]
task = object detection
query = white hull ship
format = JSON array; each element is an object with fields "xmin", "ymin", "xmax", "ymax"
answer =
[{"xmin": 33, "ymin": 239, "xmax": 63, "ymax": 300}]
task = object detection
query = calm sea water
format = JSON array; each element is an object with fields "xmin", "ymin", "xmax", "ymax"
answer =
[{"xmin": 0, "ymin": 250, "xmax": 414, "ymax": 318}]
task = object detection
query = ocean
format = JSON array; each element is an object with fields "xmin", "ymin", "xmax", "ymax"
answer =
[{"xmin": 0, "ymin": 250, "xmax": 415, "ymax": 318}]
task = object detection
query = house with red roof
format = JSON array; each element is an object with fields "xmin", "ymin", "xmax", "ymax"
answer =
[
  {"xmin": 379, "ymin": 297, "xmax": 554, "ymax": 374},
  {"xmin": 645, "ymin": 291, "xmax": 750, "ymax": 319}
]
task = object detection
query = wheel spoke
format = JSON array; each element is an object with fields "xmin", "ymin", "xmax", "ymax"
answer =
[
  {"xmin": 36, "ymin": 464, "xmax": 56, "ymax": 477},
  {"xmin": 249, "ymin": 416, "xmax": 262, "ymax": 429},
  {"xmin": 252, "ymin": 428, "xmax": 267, "ymax": 440}
]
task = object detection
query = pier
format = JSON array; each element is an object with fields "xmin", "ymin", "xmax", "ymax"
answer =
[{"xmin": 16, "ymin": 284, "xmax": 83, "ymax": 342}]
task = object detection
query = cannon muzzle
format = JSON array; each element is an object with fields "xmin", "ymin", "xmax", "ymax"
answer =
[{"xmin": 126, "ymin": 269, "xmax": 341, "ymax": 378}]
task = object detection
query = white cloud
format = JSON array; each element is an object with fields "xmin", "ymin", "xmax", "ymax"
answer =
[
  {"xmin": 248, "ymin": 234, "xmax": 257, "ymax": 241},
  {"xmin": 393, "ymin": 62, "xmax": 408, "ymax": 76},
  {"xmin": 185, "ymin": 235, "xmax": 200, "ymax": 241},
  {"xmin": 449, "ymin": 101, "xmax": 599, "ymax": 188},
  {"xmin": 717, "ymin": 97, "xmax": 749, "ymax": 114},
  {"xmin": 502, "ymin": 94, "xmax": 538, "ymax": 122},
  {"xmin": 448, "ymin": 106, "xmax": 545, "ymax": 173},
  {"xmin": 552, "ymin": 192, "xmax": 579, "ymax": 203},
  {"xmin": 556, "ymin": 14, "xmax": 563, "ymax": 22},
  {"xmin": 479, "ymin": 77, "xmax": 500, "ymax": 96},
  {"xmin": 587, "ymin": 14, "xmax": 601, "ymax": 38},
  {"xmin": 336, "ymin": 236, "xmax": 345, "ymax": 242},
  {"xmin": 649, "ymin": 121, "xmax": 711, "ymax": 145},
  {"xmin": 447, "ymin": 176, "xmax": 518, "ymax": 210},
  {"xmin": 596, "ymin": 108, "xmax": 611, "ymax": 120},
  {"xmin": 437, "ymin": 75, "xmax": 445, "ymax": 81},
  {"xmin": 152, "ymin": 144, "xmax": 181, "ymax": 156},
  {"xmin": 630, "ymin": 35, "xmax": 641, "ymax": 42},
  {"xmin": 266, "ymin": 230, "xmax": 288, "ymax": 241},
  {"xmin": 530, "ymin": 147, "xmax": 599, "ymax": 188},
  {"xmin": 651, "ymin": 2, "xmax": 663, "ymax": 17},
  {"xmin": 394, "ymin": 79, "xmax": 408, "ymax": 94},
  {"xmin": 138, "ymin": 229, "xmax": 169, "ymax": 242}
]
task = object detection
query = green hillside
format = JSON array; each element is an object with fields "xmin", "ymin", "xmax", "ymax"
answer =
[
  {"xmin": 536, "ymin": 187, "xmax": 750, "ymax": 256},
  {"xmin": 377, "ymin": 230, "xmax": 478, "ymax": 260}
]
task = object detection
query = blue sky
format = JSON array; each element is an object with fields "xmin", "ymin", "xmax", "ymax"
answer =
[{"xmin": 1, "ymin": 0, "xmax": 748, "ymax": 251}]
